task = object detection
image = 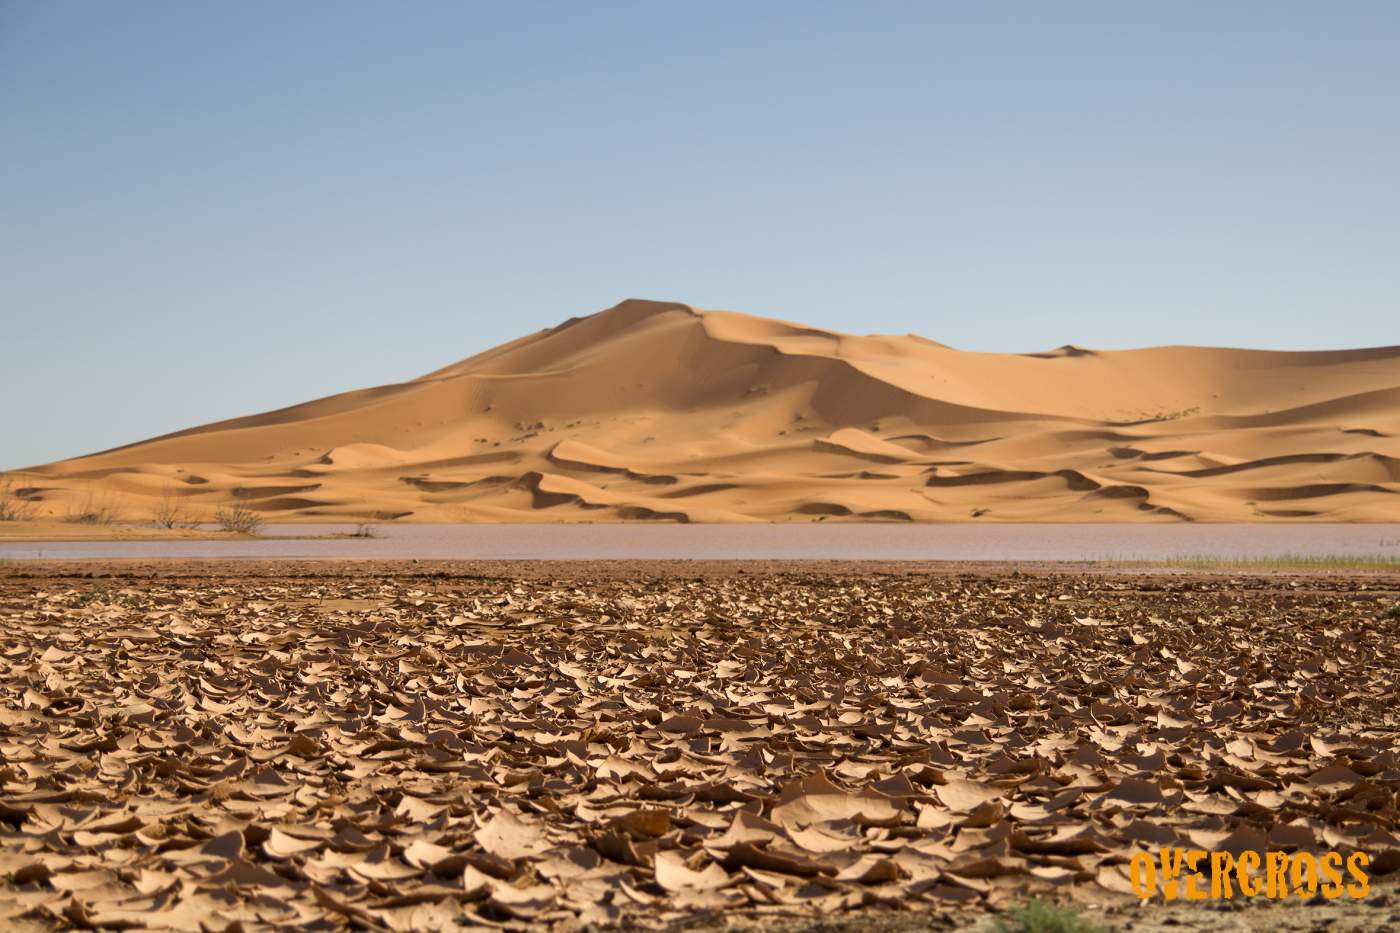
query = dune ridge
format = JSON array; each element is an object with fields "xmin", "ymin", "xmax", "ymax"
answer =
[{"xmin": 16, "ymin": 299, "xmax": 1400, "ymax": 523}]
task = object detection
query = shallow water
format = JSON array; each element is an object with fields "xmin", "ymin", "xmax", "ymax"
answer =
[{"xmin": 3, "ymin": 522, "xmax": 1400, "ymax": 561}]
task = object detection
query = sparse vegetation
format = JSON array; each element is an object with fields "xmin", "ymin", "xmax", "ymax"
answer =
[
  {"xmin": 1386, "ymin": 604, "xmax": 1400, "ymax": 620},
  {"xmin": 63, "ymin": 489, "xmax": 120, "ymax": 525},
  {"xmin": 215, "ymin": 501, "xmax": 263, "ymax": 535},
  {"xmin": 149, "ymin": 483, "xmax": 192, "ymax": 529},
  {"xmin": 990, "ymin": 900, "xmax": 1111, "ymax": 933},
  {"xmin": 70, "ymin": 588, "xmax": 143, "ymax": 609},
  {"xmin": 0, "ymin": 474, "xmax": 37, "ymax": 521},
  {"xmin": 1115, "ymin": 553, "xmax": 1400, "ymax": 571}
]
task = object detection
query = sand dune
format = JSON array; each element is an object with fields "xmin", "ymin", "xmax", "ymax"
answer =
[{"xmin": 14, "ymin": 299, "xmax": 1400, "ymax": 522}]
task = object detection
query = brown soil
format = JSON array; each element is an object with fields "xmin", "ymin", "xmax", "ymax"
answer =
[{"xmin": 0, "ymin": 563, "xmax": 1397, "ymax": 930}]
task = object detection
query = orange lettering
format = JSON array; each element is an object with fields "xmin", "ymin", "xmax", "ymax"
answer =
[
  {"xmin": 1237, "ymin": 850, "xmax": 1262, "ymax": 896},
  {"xmin": 1130, "ymin": 852, "xmax": 1156, "ymax": 899},
  {"xmin": 1346, "ymin": 852, "xmax": 1371, "ymax": 898},
  {"xmin": 1158, "ymin": 847, "xmax": 1185, "ymax": 899},
  {"xmin": 1183, "ymin": 849, "xmax": 1208, "ymax": 900},
  {"xmin": 1289, "ymin": 852, "xmax": 1319, "ymax": 898},
  {"xmin": 1319, "ymin": 852, "xmax": 1344, "ymax": 898},
  {"xmin": 1210, "ymin": 851, "xmax": 1235, "ymax": 898},
  {"xmin": 1266, "ymin": 851, "xmax": 1289, "ymax": 898}
]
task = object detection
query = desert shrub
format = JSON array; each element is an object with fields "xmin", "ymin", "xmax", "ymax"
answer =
[
  {"xmin": 990, "ymin": 900, "xmax": 1111, "ymax": 933},
  {"xmin": 215, "ymin": 501, "xmax": 263, "ymax": 535},
  {"xmin": 63, "ymin": 490, "xmax": 120, "ymax": 525},
  {"xmin": 1386, "ymin": 604, "xmax": 1400, "ymax": 620},
  {"xmin": 0, "ymin": 474, "xmax": 37, "ymax": 521},
  {"xmin": 149, "ymin": 484, "xmax": 191, "ymax": 529}
]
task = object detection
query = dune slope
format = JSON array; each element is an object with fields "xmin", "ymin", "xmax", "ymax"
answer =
[{"xmin": 17, "ymin": 299, "xmax": 1400, "ymax": 522}]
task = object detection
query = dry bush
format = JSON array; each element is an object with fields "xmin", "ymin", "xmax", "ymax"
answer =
[
  {"xmin": 0, "ymin": 474, "xmax": 38, "ymax": 521},
  {"xmin": 215, "ymin": 501, "xmax": 263, "ymax": 535},
  {"xmin": 149, "ymin": 484, "xmax": 192, "ymax": 529},
  {"xmin": 63, "ymin": 489, "xmax": 120, "ymax": 525}
]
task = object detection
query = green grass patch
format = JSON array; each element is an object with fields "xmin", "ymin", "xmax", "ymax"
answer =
[
  {"xmin": 990, "ymin": 900, "xmax": 1112, "ymax": 933},
  {"xmin": 1116, "ymin": 553, "xmax": 1400, "ymax": 571}
]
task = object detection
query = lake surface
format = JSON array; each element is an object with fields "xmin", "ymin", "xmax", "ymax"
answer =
[{"xmin": 4, "ymin": 523, "xmax": 1400, "ymax": 561}]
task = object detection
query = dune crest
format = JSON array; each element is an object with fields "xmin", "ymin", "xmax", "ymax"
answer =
[{"xmin": 17, "ymin": 299, "xmax": 1400, "ymax": 522}]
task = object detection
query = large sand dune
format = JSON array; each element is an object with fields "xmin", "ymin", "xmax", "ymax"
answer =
[{"xmin": 16, "ymin": 299, "xmax": 1400, "ymax": 522}]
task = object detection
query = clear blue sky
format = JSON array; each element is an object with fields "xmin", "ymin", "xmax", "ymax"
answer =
[{"xmin": 3, "ymin": 1, "xmax": 1398, "ymax": 468}]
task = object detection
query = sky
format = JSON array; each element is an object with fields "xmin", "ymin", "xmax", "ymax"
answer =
[{"xmin": 3, "ymin": 1, "xmax": 1399, "ymax": 468}]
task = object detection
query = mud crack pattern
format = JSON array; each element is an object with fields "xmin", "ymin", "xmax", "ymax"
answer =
[{"xmin": 1, "ymin": 569, "xmax": 1398, "ymax": 929}]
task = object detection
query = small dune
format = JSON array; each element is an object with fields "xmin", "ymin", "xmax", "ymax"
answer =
[
  {"xmin": 399, "ymin": 476, "xmax": 474, "ymax": 493},
  {"xmin": 547, "ymin": 439, "xmax": 632, "ymax": 473},
  {"xmin": 318, "ymin": 443, "xmax": 412, "ymax": 469},
  {"xmin": 230, "ymin": 484, "xmax": 322, "ymax": 500},
  {"xmin": 244, "ymin": 496, "xmax": 331, "ymax": 512},
  {"xmin": 797, "ymin": 501, "xmax": 854, "ymax": 517},
  {"xmin": 813, "ymin": 428, "xmax": 918, "ymax": 463}
]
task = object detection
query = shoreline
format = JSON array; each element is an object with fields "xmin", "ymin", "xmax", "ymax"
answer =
[
  {"xmin": 3, "ymin": 520, "xmax": 1399, "ymax": 564},
  {"xmin": 5, "ymin": 557, "xmax": 1400, "ymax": 582}
]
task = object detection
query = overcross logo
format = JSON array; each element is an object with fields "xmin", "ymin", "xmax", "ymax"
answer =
[{"xmin": 1130, "ymin": 849, "xmax": 1371, "ymax": 900}]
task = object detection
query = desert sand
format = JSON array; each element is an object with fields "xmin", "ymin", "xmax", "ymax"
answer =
[{"xmin": 12, "ymin": 299, "xmax": 1400, "ymax": 523}]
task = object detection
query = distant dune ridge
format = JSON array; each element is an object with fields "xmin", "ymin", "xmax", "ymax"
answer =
[{"xmin": 19, "ymin": 299, "xmax": 1400, "ymax": 522}]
